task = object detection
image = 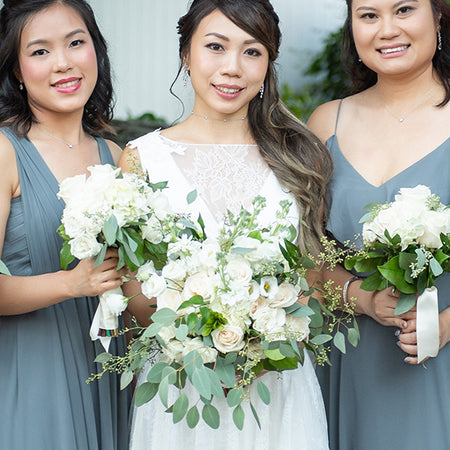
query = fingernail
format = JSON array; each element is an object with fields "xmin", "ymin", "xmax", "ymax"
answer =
[
  {"xmin": 394, "ymin": 329, "xmax": 401, "ymax": 337},
  {"xmin": 396, "ymin": 341, "xmax": 401, "ymax": 347},
  {"xmin": 404, "ymin": 357, "xmax": 411, "ymax": 364},
  {"xmin": 402, "ymin": 322, "xmax": 407, "ymax": 328}
]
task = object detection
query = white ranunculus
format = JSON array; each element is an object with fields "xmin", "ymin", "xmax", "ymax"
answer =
[
  {"xmin": 259, "ymin": 276, "xmax": 279, "ymax": 299},
  {"xmin": 156, "ymin": 288, "xmax": 183, "ymax": 312},
  {"xmin": 69, "ymin": 234, "xmax": 103, "ymax": 259},
  {"xmin": 268, "ymin": 282, "xmax": 300, "ymax": 308},
  {"xmin": 142, "ymin": 215, "xmax": 163, "ymax": 244},
  {"xmin": 253, "ymin": 306, "xmax": 286, "ymax": 336},
  {"xmin": 162, "ymin": 259, "xmax": 186, "ymax": 282},
  {"xmin": 136, "ymin": 261, "xmax": 156, "ymax": 282},
  {"xmin": 103, "ymin": 290, "xmax": 128, "ymax": 315},
  {"xmin": 285, "ymin": 315, "xmax": 311, "ymax": 341},
  {"xmin": 211, "ymin": 325, "xmax": 245, "ymax": 354},
  {"xmin": 182, "ymin": 270, "xmax": 215, "ymax": 300},
  {"xmin": 181, "ymin": 337, "xmax": 218, "ymax": 364},
  {"xmin": 418, "ymin": 209, "xmax": 450, "ymax": 249},
  {"xmin": 141, "ymin": 274, "xmax": 167, "ymax": 299},
  {"xmin": 225, "ymin": 256, "xmax": 253, "ymax": 286}
]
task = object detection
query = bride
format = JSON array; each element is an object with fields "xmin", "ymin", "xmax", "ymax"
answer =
[{"xmin": 120, "ymin": 1, "xmax": 333, "ymax": 448}]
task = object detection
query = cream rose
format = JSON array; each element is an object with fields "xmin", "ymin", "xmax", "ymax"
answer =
[
  {"xmin": 226, "ymin": 256, "xmax": 253, "ymax": 286},
  {"xmin": 211, "ymin": 325, "xmax": 245, "ymax": 353},
  {"xmin": 268, "ymin": 282, "xmax": 300, "ymax": 308},
  {"xmin": 142, "ymin": 274, "xmax": 167, "ymax": 299},
  {"xmin": 157, "ymin": 288, "xmax": 184, "ymax": 312}
]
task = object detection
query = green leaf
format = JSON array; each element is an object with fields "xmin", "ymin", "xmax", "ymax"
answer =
[
  {"xmin": 214, "ymin": 356, "xmax": 236, "ymax": 388},
  {"xmin": 257, "ymin": 381, "xmax": 271, "ymax": 405},
  {"xmin": 430, "ymin": 257, "xmax": 443, "ymax": 277},
  {"xmin": 151, "ymin": 308, "xmax": 178, "ymax": 326},
  {"xmin": 288, "ymin": 305, "xmax": 315, "ymax": 318},
  {"xmin": 158, "ymin": 376, "xmax": 169, "ymax": 408},
  {"xmin": 353, "ymin": 257, "xmax": 385, "ymax": 274},
  {"xmin": 93, "ymin": 243, "xmax": 107, "ymax": 268},
  {"xmin": 415, "ymin": 248, "xmax": 427, "ymax": 269},
  {"xmin": 183, "ymin": 350, "xmax": 204, "ymax": 379},
  {"xmin": 173, "ymin": 392, "xmax": 189, "ymax": 423},
  {"xmin": 250, "ymin": 402, "xmax": 261, "ymax": 429},
  {"xmin": 94, "ymin": 352, "xmax": 112, "ymax": 363},
  {"xmin": 147, "ymin": 362, "xmax": 170, "ymax": 383},
  {"xmin": 399, "ymin": 252, "xmax": 417, "ymax": 270},
  {"xmin": 120, "ymin": 370, "xmax": 134, "ymax": 390},
  {"xmin": 233, "ymin": 404, "xmax": 245, "ymax": 430},
  {"xmin": 187, "ymin": 189, "xmax": 198, "ymax": 204},
  {"xmin": 347, "ymin": 327, "xmax": 360, "ymax": 348},
  {"xmin": 142, "ymin": 322, "xmax": 163, "ymax": 338},
  {"xmin": 310, "ymin": 334, "xmax": 333, "ymax": 345},
  {"xmin": 60, "ymin": 241, "xmax": 75, "ymax": 270},
  {"xmin": 307, "ymin": 297, "xmax": 324, "ymax": 328},
  {"xmin": 333, "ymin": 331, "xmax": 346, "ymax": 354},
  {"xmin": 360, "ymin": 272, "xmax": 386, "ymax": 291},
  {"xmin": 192, "ymin": 367, "xmax": 212, "ymax": 400},
  {"xmin": 161, "ymin": 366, "xmax": 178, "ymax": 385},
  {"xmin": 279, "ymin": 343, "xmax": 297, "ymax": 358},
  {"xmin": 395, "ymin": 293, "xmax": 417, "ymax": 315},
  {"xmin": 268, "ymin": 356, "xmax": 298, "ymax": 370},
  {"xmin": 103, "ymin": 214, "xmax": 118, "ymax": 245},
  {"xmin": 263, "ymin": 348, "xmax": 285, "ymax": 361},
  {"xmin": 187, "ymin": 313, "xmax": 199, "ymax": 330},
  {"xmin": 204, "ymin": 367, "xmax": 225, "ymax": 398},
  {"xmin": 175, "ymin": 324, "xmax": 189, "ymax": 341},
  {"xmin": 378, "ymin": 257, "xmax": 416, "ymax": 294},
  {"xmin": 226, "ymin": 387, "xmax": 243, "ymax": 407},
  {"xmin": 186, "ymin": 406, "xmax": 200, "ymax": 428},
  {"xmin": 202, "ymin": 404, "xmax": 220, "ymax": 429},
  {"xmin": 135, "ymin": 382, "xmax": 158, "ymax": 406}
]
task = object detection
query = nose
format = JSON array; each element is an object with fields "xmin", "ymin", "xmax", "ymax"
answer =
[
  {"xmin": 54, "ymin": 49, "xmax": 72, "ymax": 72},
  {"xmin": 379, "ymin": 17, "xmax": 401, "ymax": 40},
  {"xmin": 220, "ymin": 51, "xmax": 242, "ymax": 77}
]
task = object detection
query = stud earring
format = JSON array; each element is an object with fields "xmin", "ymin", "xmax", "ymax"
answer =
[
  {"xmin": 259, "ymin": 83, "xmax": 264, "ymax": 99},
  {"xmin": 438, "ymin": 27, "xmax": 442, "ymax": 51},
  {"xmin": 19, "ymin": 82, "xmax": 24, "ymax": 91}
]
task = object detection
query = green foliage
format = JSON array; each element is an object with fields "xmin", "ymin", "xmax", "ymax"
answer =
[{"xmin": 0, "ymin": 259, "xmax": 11, "ymax": 276}]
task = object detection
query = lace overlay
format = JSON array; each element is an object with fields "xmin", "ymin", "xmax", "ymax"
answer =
[{"xmin": 161, "ymin": 136, "xmax": 271, "ymax": 222}]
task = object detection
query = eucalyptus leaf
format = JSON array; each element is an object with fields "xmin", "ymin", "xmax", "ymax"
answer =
[
  {"xmin": 192, "ymin": 367, "xmax": 212, "ymax": 400},
  {"xmin": 310, "ymin": 334, "xmax": 333, "ymax": 345},
  {"xmin": 161, "ymin": 366, "xmax": 178, "ymax": 385},
  {"xmin": 257, "ymin": 381, "xmax": 271, "ymax": 405},
  {"xmin": 430, "ymin": 257, "xmax": 443, "ymax": 277},
  {"xmin": 172, "ymin": 392, "xmax": 189, "ymax": 424},
  {"xmin": 158, "ymin": 376, "xmax": 169, "ymax": 408},
  {"xmin": 120, "ymin": 370, "xmax": 134, "ymax": 390},
  {"xmin": 250, "ymin": 402, "xmax": 261, "ymax": 429},
  {"xmin": 394, "ymin": 293, "xmax": 417, "ymax": 315},
  {"xmin": 279, "ymin": 343, "xmax": 297, "ymax": 358},
  {"xmin": 93, "ymin": 244, "xmax": 107, "ymax": 268},
  {"xmin": 333, "ymin": 331, "xmax": 346, "ymax": 354},
  {"xmin": 347, "ymin": 327, "xmax": 360, "ymax": 348},
  {"xmin": 226, "ymin": 387, "xmax": 243, "ymax": 408},
  {"xmin": 147, "ymin": 362, "xmax": 170, "ymax": 383},
  {"xmin": 204, "ymin": 367, "xmax": 225, "ymax": 398},
  {"xmin": 151, "ymin": 308, "xmax": 178, "ymax": 326},
  {"xmin": 233, "ymin": 404, "xmax": 245, "ymax": 431},
  {"xmin": 187, "ymin": 189, "xmax": 198, "ymax": 204},
  {"xmin": 175, "ymin": 324, "xmax": 189, "ymax": 341},
  {"xmin": 142, "ymin": 322, "xmax": 163, "ymax": 338},
  {"xmin": 183, "ymin": 350, "xmax": 204, "ymax": 379},
  {"xmin": 289, "ymin": 305, "xmax": 315, "ymax": 318},
  {"xmin": 94, "ymin": 352, "xmax": 112, "ymax": 363},
  {"xmin": 202, "ymin": 404, "xmax": 220, "ymax": 429},
  {"xmin": 186, "ymin": 405, "xmax": 200, "ymax": 428},
  {"xmin": 135, "ymin": 382, "xmax": 158, "ymax": 406},
  {"xmin": 214, "ymin": 356, "xmax": 236, "ymax": 388},
  {"xmin": 103, "ymin": 214, "xmax": 118, "ymax": 245}
]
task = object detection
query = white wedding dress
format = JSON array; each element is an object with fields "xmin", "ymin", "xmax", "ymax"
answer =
[{"xmin": 128, "ymin": 130, "xmax": 329, "ymax": 450}]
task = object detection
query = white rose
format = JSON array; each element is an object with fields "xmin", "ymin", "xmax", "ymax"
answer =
[
  {"xmin": 161, "ymin": 339, "xmax": 185, "ymax": 364},
  {"xmin": 285, "ymin": 315, "xmax": 311, "ymax": 341},
  {"xmin": 57, "ymin": 174, "xmax": 86, "ymax": 203},
  {"xmin": 182, "ymin": 270, "xmax": 215, "ymax": 300},
  {"xmin": 156, "ymin": 288, "xmax": 184, "ymax": 312},
  {"xmin": 158, "ymin": 324, "xmax": 176, "ymax": 344},
  {"xmin": 268, "ymin": 282, "xmax": 300, "ymax": 308},
  {"xmin": 141, "ymin": 274, "xmax": 167, "ymax": 299},
  {"xmin": 87, "ymin": 163, "xmax": 120, "ymax": 185},
  {"xmin": 253, "ymin": 306, "xmax": 286, "ymax": 337},
  {"xmin": 136, "ymin": 261, "xmax": 156, "ymax": 282},
  {"xmin": 198, "ymin": 238, "xmax": 220, "ymax": 268},
  {"xmin": 418, "ymin": 209, "xmax": 450, "ymax": 249},
  {"xmin": 162, "ymin": 260, "xmax": 186, "ymax": 282},
  {"xmin": 69, "ymin": 234, "xmax": 103, "ymax": 259},
  {"xmin": 149, "ymin": 191, "xmax": 173, "ymax": 220},
  {"xmin": 102, "ymin": 289, "xmax": 128, "ymax": 315},
  {"xmin": 142, "ymin": 215, "xmax": 163, "ymax": 244},
  {"xmin": 395, "ymin": 185, "xmax": 431, "ymax": 210},
  {"xmin": 211, "ymin": 325, "xmax": 245, "ymax": 353},
  {"xmin": 181, "ymin": 337, "xmax": 218, "ymax": 364},
  {"xmin": 225, "ymin": 256, "xmax": 253, "ymax": 286},
  {"xmin": 250, "ymin": 295, "xmax": 270, "ymax": 319}
]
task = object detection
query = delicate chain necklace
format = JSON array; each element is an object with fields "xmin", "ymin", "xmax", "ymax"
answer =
[
  {"xmin": 191, "ymin": 111, "xmax": 247, "ymax": 122},
  {"xmin": 382, "ymin": 87, "xmax": 435, "ymax": 123},
  {"xmin": 36, "ymin": 124, "xmax": 87, "ymax": 149}
]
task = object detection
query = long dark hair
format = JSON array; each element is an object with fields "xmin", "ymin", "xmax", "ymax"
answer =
[
  {"xmin": 176, "ymin": 0, "xmax": 333, "ymax": 254},
  {"xmin": 342, "ymin": 0, "xmax": 450, "ymax": 106},
  {"xmin": 0, "ymin": 0, "xmax": 114, "ymax": 135}
]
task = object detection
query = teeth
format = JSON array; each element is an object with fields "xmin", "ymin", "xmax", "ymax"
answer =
[
  {"xmin": 380, "ymin": 45, "xmax": 408, "ymax": 54},
  {"xmin": 54, "ymin": 79, "xmax": 79, "ymax": 88},
  {"xmin": 216, "ymin": 86, "xmax": 240, "ymax": 94}
]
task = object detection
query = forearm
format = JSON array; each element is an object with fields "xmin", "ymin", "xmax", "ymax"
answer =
[
  {"xmin": 0, "ymin": 270, "xmax": 74, "ymax": 315},
  {"xmin": 124, "ymin": 279, "xmax": 154, "ymax": 327},
  {"xmin": 439, "ymin": 306, "xmax": 450, "ymax": 349}
]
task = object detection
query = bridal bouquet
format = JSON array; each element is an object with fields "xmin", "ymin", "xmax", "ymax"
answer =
[
  {"xmin": 57, "ymin": 164, "xmax": 172, "ymax": 350},
  {"xmin": 92, "ymin": 196, "xmax": 356, "ymax": 429},
  {"xmin": 345, "ymin": 185, "xmax": 450, "ymax": 361}
]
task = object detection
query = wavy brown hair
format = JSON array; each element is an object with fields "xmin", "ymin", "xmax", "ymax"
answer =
[
  {"xmin": 342, "ymin": 0, "xmax": 450, "ymax": 106},
  {"xmin": 0, "ymin": 0, "xmax": 114, "ymax": 135},
  {"xmin": 176, "ymin": 0, "xmax": 333, "ymax": 255}
]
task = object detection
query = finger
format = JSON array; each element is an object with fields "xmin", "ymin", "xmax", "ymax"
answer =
[
  {"xmin": 402, "ymin": 319, "xmax": 416, "ymax": 333},
  {"xmin": 398, "ymin": 331, "xmax": 417, "ymax": 345},
  {"xmin": 397, "ymin": 341, "xmax": 417, "ymax": 356},
  {"xmin": 404, "ymin": 356, "xmax": 420, "ymax": 365}
]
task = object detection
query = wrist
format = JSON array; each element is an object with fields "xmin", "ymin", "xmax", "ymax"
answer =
[
  {"xmin": 439, "ymin": 307, "xmax": 450, "ymax": 348},
  {"xmin": 349, "ymin": 280, "xmax": 373, "ymax": 316}
]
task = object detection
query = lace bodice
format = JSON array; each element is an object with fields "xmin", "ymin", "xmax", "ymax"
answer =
[{"xmin": 129, "ymin": 130, "xmax": 298, "ymax": 232}]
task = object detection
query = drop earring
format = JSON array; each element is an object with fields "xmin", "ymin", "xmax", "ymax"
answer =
[
  {"xmin": 19, "ymin": 82, "xmax": 24, "ymax": 91},
  {"xmin": 259, "ymin": 83, "xmax": 264, "ymax": 99},
  {"xmin": 183, "ymin": 66, "xmax": 189, "ymax": 88},
  {"xmin": 438, "ymin": 27, "xmax": 442, "ymax": 51}
]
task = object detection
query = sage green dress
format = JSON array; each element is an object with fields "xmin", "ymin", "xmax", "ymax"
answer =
[
  {"xmin": 0, "ymin": 128, "xmax": 130, "ymax": 449},
  {"xmin": 320, "ymin": 102, "xmax": 450, "ymax": 450}
]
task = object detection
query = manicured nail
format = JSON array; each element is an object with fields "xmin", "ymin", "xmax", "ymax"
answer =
[
  {"xmin": 395, "ymin": 329, "xmax": 401, "ymax": 337},
  {"xmin": 404, "ymin": 357, "xmax": 411, "ymax": 364},
  {"xmin": 396, "ymin": 341, "xmax": 402, "ymax": 348},
  {"xmin": 402, "ymin": 322, "xmax": 407, "ymax": 328}
]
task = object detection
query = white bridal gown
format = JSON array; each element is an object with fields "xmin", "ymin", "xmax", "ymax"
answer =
[{"xmin": 128, "ymin": 130, "xmax": 329, "ymax": 450}]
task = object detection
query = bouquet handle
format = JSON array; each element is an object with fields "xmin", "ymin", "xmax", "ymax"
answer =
[
  {"xmin": 90, "ymin": 287, "xmax": 127, "ymax": 352},
  {"xmin": 416, "ymin": 286, "xmax": 440, "ymax": 363}
]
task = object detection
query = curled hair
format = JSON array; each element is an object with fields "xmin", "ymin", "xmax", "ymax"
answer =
[
  {"xmin": 177, "ymin": 0, "xmax": 334, "ymax": 255},
  {"xmin": 0, "ymin": 0, "xmax": 114, "ymax": 135},
  {"xmin": 342, "ymin": 0, "xmax": 450, "ymax": 106}
]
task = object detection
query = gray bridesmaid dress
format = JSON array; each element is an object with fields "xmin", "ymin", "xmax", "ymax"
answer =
[
  {"xmin": 320, "ymin": 102, "xmax": 450, "ymax": 450},
  {"xmin": 0, "ymin": 128, "xmax": 130, "ymax": 449}
]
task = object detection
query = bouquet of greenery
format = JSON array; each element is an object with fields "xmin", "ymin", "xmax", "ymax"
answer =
[
  {"xmin": 345, "ymin": 185, "xmax": 450, "ymax": 361},
  {"xmin": 92, "ymin": 195, "xmax": 358, "ymax": 429}
]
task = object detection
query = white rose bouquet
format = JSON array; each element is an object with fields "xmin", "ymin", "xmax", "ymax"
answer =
[
  {"xmin": 93, "ymin": 196, "xmax": 356, "ymax": 429},
  {"xmin": 345, "ymin": 185, "xmax": 450, "ymax": 361},
  {"xmin": 57, "ymin": 164, "xmax": 172, "ymax": 350}
]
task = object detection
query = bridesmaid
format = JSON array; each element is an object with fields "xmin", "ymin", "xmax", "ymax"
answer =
[
  {"xmin": 0, "ymin": 1, "xmax": 129, "ymax": 448},
  {"xmin": 308, "ymin": 0, "xmax": 450, "ymax": 449}
]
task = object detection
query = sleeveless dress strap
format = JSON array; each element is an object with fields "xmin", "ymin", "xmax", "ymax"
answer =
[{"xmin": 334, "ymin": 99, "xmax": 344, "ymax": 136}]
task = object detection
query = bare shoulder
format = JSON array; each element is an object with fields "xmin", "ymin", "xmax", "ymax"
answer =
[
  {"xmin": 307, "ymin": 99, "xmax": 343, "ymax": 144},
  {"xmin": 118, "ymin": 144, "xmax": 142, "ymax": 175},
  {"xmin": 104, "ymin": 138, "xmax": 123, "ymax": 166}
]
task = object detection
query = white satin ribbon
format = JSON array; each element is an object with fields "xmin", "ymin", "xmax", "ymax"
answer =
[
  {"xmin": 416, "ymin": 286, "xmax": 440, "ymax": 364},
  {"xmin": 90, "ymin": 287, "xmax": 128, "ymax": 352}
]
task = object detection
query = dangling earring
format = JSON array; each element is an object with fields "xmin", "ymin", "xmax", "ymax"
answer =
[
  {"xmin": 19, "ymin": 82, "xmax": 24, "ymax": 91},
  {"xmin": 437, "ymin": 26, "xmax": 442, "ymax": 51},
  {"xmin": 357, "ymin": 56, "xmax": 362, "ymax": 63},
  {"xmin": 182, "ymin": 66, "xmax": 189, "ymax": 88},
  {"xmin": 259, "ymin": 83, "xmax": 264, "ymax": 99}
]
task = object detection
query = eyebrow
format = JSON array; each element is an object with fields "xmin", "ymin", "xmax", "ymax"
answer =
[
  {"xmin": 205, "ymin": 32, "xmax": 260, "ymax": 45},
  {"xmin": 26, "ymin": 28, "xmax": 87, "ymax": 48},
  {"xmin": 355, "ymin": 0, "xmax": 418, "ymax": 12}
]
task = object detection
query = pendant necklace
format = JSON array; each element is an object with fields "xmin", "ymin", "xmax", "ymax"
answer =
[
  {"xmin": 36, "ymin": 124, "xmax": 86, "ymax": 149},
  {"xmin": 191, "ymin": 111, "xmax": 247, "ymax": 122},
  {"xmin": 382, "ymin": 87, "xmax": 435, "ymax": 123}
]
